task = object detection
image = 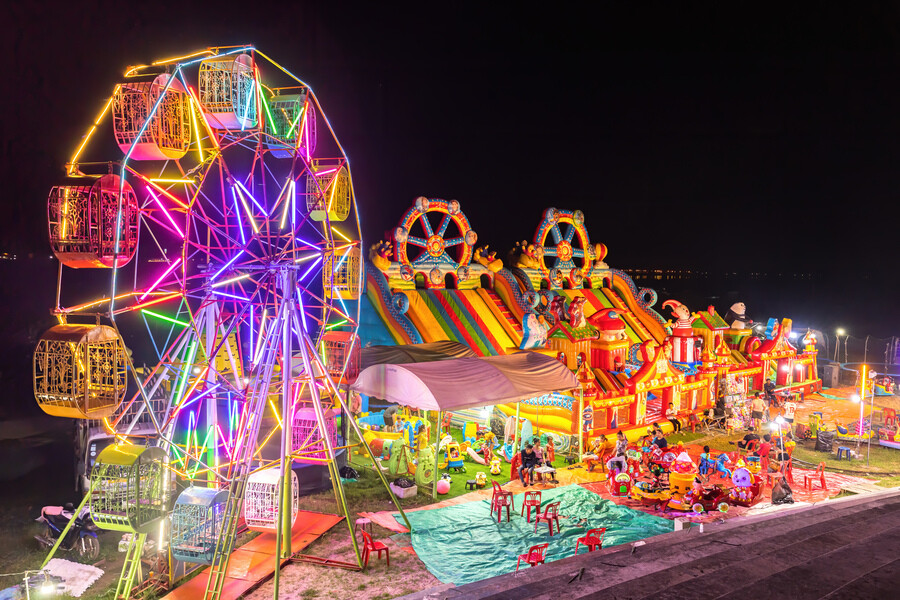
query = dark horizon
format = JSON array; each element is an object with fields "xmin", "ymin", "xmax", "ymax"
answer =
[{"xmin": 3, "ymin": 3, "xmax": 900, "ymax": 348}]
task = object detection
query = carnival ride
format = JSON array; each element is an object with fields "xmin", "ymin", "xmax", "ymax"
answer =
[{"xmin": 33, "ymin": 45, "xmax": 409, "ymax": 599}]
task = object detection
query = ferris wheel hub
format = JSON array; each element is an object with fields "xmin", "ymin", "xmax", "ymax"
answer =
[{"xmin": 426, "ymin": 235, "xmax": 445, "ymax": 257}]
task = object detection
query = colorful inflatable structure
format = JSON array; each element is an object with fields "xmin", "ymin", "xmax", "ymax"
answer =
[{"xmin": 357, "ymin": 199, "xmax": 822, "ymax": 447}]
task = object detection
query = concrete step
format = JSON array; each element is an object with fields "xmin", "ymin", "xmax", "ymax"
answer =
[{"xmin": 402, "ymin": 489, "xmax": 900, "ymax": 600}]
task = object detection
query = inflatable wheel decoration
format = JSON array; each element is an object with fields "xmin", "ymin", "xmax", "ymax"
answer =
[
  {"xmin": 392, "ymin": 293, "xmax": 410, "ymax": 314},
  {"xmin": 394, "ymin": 198, "xmax": 476, "ymax": 274},
  {"xmin": 533, "ymin": 207, "xmax": 593, "ymax": 285}
]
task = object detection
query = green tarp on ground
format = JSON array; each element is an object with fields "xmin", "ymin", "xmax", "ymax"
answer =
[{"xmin": 395, "ymin": 484, "xmax": 672, "ymax": 585}]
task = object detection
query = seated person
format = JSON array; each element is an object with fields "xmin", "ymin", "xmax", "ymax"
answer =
[
  {"xmin": 735, "ymin": 432, "xmax": 760, "ymax": 450},
  {"xmin": 651, "ymin": 430, "xmax": 668, "ymax": 450},
  {"xmin": 519, "ymin": 444, "xmax": 539, "ymax": 487},
  {"xmin": 754, "ymin": 434, "xmax": 772, "ymax": 459},
  {"xmin": 584, "ymin": 434, "xmax": 609, "ymax": 472}
]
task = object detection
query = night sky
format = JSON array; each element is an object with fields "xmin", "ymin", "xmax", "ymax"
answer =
[{"xmin": 3, "ymin": 3, "xmax": 900, "ymax": 337}]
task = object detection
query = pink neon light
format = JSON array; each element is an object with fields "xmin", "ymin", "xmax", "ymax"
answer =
[
  {"xmin": 313, "ymin": 168, "xmax": 339, "ymax": 177},
  {"xmin": 146, "ymin": 188, "xmax": 185, "ymax": 238},
  {"xmin": 139, "ymin": 257, "xmax": 183, "ymax": 301}
]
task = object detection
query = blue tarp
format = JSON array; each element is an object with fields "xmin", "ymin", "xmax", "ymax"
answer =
[{"xmin": 396, "ymin": 484, "xmax": 672, "ymax": 585}]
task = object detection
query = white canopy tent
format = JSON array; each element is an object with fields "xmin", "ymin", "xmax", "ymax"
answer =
[
  {"xmin": 351, "ymin": 351, "xmax": 580, "ymax": 499},
  {"xmin": 351, "ymin": 351, "xmax": 579, "ymax": 411}
]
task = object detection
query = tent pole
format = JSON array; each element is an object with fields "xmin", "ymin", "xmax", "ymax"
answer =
[
  {"xmin": 579, "ymin": 387, "xmax": 584, "ymax": 459},
  {"xmin": 513, "ymin": 402, "xmax": 520, "ymax": 454},
  {"xmin": 433, "ymin": 410, "xmax": 442, "ymax": 500}
]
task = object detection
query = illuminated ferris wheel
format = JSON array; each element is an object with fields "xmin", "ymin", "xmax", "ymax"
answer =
[{"xmin": 30, "ymin": 46, "xmax": 389, "ymax": 598}]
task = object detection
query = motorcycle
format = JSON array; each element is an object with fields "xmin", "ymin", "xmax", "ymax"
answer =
[{"xmin": 34, "ymin": 503, "xmax": 100, "ymax": 561}]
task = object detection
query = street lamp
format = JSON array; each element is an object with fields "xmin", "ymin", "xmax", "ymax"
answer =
[{"xmin": 835, "ymin": 328, "xmax": 846, "ymax": 363}]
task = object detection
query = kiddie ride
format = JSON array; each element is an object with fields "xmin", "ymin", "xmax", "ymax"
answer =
[{"xmin": 627, "ymin": 451, "xmax": 762, "ymax": 514}]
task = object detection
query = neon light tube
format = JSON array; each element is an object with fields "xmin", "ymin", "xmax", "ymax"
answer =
[
  {"xmin": 331, "ymin": 226, "xmax": 351, "ymax": 242},
  {"xmin": 142, "ymin": 309, "xmax": 190, "ymax": 327},
  {"xmin": 210, "ymin": 250, "xmax": 244, "ymax": 282},
  {"xmin": 298, "ymin": 255, "xmax": 322, "ymax": 283},
  {"xmin": 230, "ymin": 188, "xmax": 247, "ymax": 243},
  {"xmin": 234, "ymin": 185, "xmax": 260, "ymax": 233},
  {"xmin": 235, "ymin": 181, "xmax": 268, "ymax": 216},
  {"xmin": 212, "ymin": 273, "xmax": 250, "ymax": 287},
  {"xmin": 211, "ymin": 290, "xmax": 251, "ymax": 301},
  {"xmin": 146, "ymin": 188, "xmax": 184, "ymax": 238},
  {"xmin": 68, "ymin": 91, "xmax": 117, "ymax": 174},
  {"xmin": 139, "ymin": 258, "xmax": 183, "ymax": 301}
]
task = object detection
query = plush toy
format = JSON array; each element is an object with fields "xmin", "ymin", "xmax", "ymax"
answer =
[
  {"xmin": 475, "ymin": 472, "xmax": 487, "ymax": 488},
  {"xmin": 441, "ymin": 473, "xmax": 452, "ymax": 482},
  {"xmin": 490, "ymin": 457, "xmax": 502, "ymax": 475}
]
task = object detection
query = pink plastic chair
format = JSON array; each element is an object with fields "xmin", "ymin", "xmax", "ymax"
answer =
[{"xmin": 491, "ymin": 480, "xmax": 514, "ymax": 522}]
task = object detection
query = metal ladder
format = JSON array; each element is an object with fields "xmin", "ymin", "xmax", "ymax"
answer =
[
  {"xmin": 203, "ymin": 309, "xmax": 282, "ymax": 600},
  {"xmin": 115, "ymin": 532, "xmax": 146, "ymax": 600}
]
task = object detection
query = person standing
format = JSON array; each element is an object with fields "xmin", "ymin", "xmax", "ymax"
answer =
[
  {"xmin": 605, "ymin": 431, "xmax": 628, "ymax": 473},
  {"xmin": 750, "ymin": 393, "xmax": 767, "ymax": 430},
  {"xmin": 783, "ymin": 396, "xmax": 797, "ymax": 432}
]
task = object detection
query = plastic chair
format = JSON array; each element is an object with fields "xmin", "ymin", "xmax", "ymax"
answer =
[
  {"xmin": 574, "ymin": 527, "xmax": 606, "ymax": 555},
  {"xmin": 360, "ymin": 531, "xmax": 389, "ymax": 568},
  {"xmin": 804, "ymin": 462, "xmax": 827, "ymax": 490},
  {"xmin": 740, "ymin": 439, "xmax": 759, "ymax": 456},
  {"xmin": 521, "ymin": 491, "xmax": 542, "ymax": 522},
  {"xmin": 884, "ymin": 408, "xmax": 897, "ymax": 427},
  {"xmin": 533, "ymin": 501, "xmax": 561, "ymax": 536},
  {"xmin": 688, "ymin": 413, "xmax": 703, "ymax": 433},
  {"xmin": 516, "ymin": 543, "xmax": 548, "ymax": 573},
  {"xmin": 491, "ymin": 480, "xmax": 514, "ymax": 523}
]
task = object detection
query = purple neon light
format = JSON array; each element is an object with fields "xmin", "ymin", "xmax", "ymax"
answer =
[
  {"xmin": 230, "ymin": 187, "xmax": 247, "ymax": 244},
  {"xmin": 210, "ymin": 251, "xmax": 245, "ymax": 281},
  {"xmin": 139, "ymin": 257, "xmax": 183, "ymax": 301},
  {"xmin": 298, "ymin": 254, "xmax": 322, "ymax": 283},
  {"xmin": 212, "ymin": 290, "xmax": 251, "ymax": 301},
  {"xmin": 235, "ymin": 181, "xmax": 269, "ymax": 216}
]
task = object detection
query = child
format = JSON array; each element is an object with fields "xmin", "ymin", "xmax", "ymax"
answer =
[{"xmin": 585, "ymin": 434, "xmax": 607, "ymax": 472}]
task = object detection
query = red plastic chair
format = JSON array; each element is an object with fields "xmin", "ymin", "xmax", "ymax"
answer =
[
  {"xmin": 533, "ymin": 501, "xmax": 561, "ymax": 536},
  {"xmin": 804, "ymin": 462, "xmax": 827, "ymax": 490},
  {"xmin": 516, "ymin": 543, "xmax": 548, "ymax": 573},
  {"xmin": 884, "ymin": 408, "xmax": 897, "ymax": 427},
  {"xmin": 509, "ymin": 453, "xmax": 532, "ymax": 484},
  {"xmin": 740, "ymin": 439, "xmax": 759, "ymax": 456},
  {"xmin": 360, "ymin": 531, "xmax": 389, "ymax": 568},
  {"xmin": 491, "ymin": 480, "xmax": 515, "ymax": 522},
  {"xmin": 521, "ymin": 491, "xmax": 542, "ymax": 522},
  {"xmin": 574, "ymin": 527, "xmax": 606, "ymax": 555}
]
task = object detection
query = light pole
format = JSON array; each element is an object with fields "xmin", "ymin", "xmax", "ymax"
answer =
[{"xmin": 834, "ymin": 328, "xmax": 846, "ymax": 362}]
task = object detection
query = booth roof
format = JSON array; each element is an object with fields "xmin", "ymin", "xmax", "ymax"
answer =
[
  {"xmin": 351, "ymin": 351, "xmax": 579, "ymax": 412},
  {"xmin": 360, "ymin": 341, "xmax": 477, "ymax": 370}
]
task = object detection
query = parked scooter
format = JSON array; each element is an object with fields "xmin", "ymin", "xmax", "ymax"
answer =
[{"xmin": 34, "ymin": 503, "xmax": 100, "ymax": 561}]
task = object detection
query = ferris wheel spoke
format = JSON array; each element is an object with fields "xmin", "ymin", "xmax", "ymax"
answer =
[
  {"xmin": 406, "ymin": 236, "xmax": 428, "ymax": 248},
  {"xmin": 550, "ymin": 223, "xmax": 563, "ymax": 244},
  {"xmin": 572, "ymin": 249, "xmax": 585, "ymax": 258},
  {"xmin": 436, "ymin": 214, "xmax": 451, "ymax": 236},
  {"xmin": 564, "ymin": 224, "xmax": 575, "ymax": 242},
  {"xmin": 543, "ymin": 248, "xmax": 558, "ymax": 257},
  {"xmin": 419, "ymin": 214, "xmax": 434, "ymax": 237},
  {"xmin": 444, "ymin": 237, "xmax": 464, "ymax": 247}
]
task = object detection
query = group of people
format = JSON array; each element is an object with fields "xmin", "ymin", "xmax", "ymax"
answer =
[
  {"xmin": 748, "ymin": 391, "xmax": 798, "ymax": 431},
  {"xmin": 517, "ymin": 436, "xmax": 558, "ymax": 486}
]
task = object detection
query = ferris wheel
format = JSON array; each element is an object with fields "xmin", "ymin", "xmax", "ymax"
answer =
[
  {"xmin": 31, "ymin": 46, "xmax": 400, "ymax": 599},
  {"xmin": 393, "ymin": 197, "xmax": 477, "ymax": 286},
  {"xmin": 532, "ymin": 207, "xmax": 596, "ymax": 287}
]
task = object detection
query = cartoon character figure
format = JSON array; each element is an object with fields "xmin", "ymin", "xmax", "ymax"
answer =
[
  {"xmin": 725, "ymin": 302, "xmax": 752, "ymax": 329},
  {"xmin": 490, "ymin": 457, "xmax": 502, "ymax": 475},
  {"xmin": 662, "ymin": 300, "xmax": 696, "ymax": 337},
  {"xmin": 548, "ymin": 295, "xmax": 568, "ymax": 325},
  {"xmin": 520, "ymin": 313, "xmax": 549, "ymax": 349},
  {"xmin": 368, "ymin": 240, "xmax": 393, "ymax": 272},
  {"xmin": 474, "ymin": 245, "xmax": 503, "ymax": 272},
  {"xmin": 587, "ymin": 308, "xmax": 628, "ymax": 342},
  {"xmin": 698, "ymin": 452, "xmax": 714, "ymax": 476},
  {"xmin": 567, "ymin": 296, "xmax": 587, "ymax": 329},
  {"xmin": 475, "ymin": 472, "xmax": 487, "ymax": 488},
  {"xmin": 714, "ymin": 453, "xmax": 733, "ymax": 480}
]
